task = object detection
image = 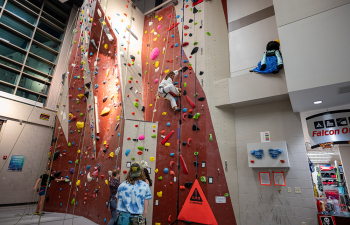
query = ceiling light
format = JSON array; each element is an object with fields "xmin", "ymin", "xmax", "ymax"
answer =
[
  {"xmin": 307, "ymin": 153, "xmax": 334, "ymax": 155},
  {"xmin": 314, "ymin": 100, "xmax": 323, "ymax": 104}
]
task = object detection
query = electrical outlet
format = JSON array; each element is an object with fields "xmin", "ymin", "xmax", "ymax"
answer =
[
  {"xmin": 294, "ymin": 187, "xmax": 301, "ymax": 194},
  {"xmin": 287, "ymin": 187, "xmax": 291, "ymax": 193}
]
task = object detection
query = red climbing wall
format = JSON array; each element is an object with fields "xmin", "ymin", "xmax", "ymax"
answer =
[
  {"xmin": 44, "ymin": 2, "xmax": 125, "ymax": 224},
  {"xmin": 142, "ymin": 4, "xmax": 237, "ymax": 225}
]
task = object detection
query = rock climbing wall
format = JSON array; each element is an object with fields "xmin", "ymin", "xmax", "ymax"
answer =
[
  {"xmin": 141, "ymin": 1, "xmax": 237, "ymax": 224},
  {"xmin": 44, "ymin": 0, "xmax": 126, "ymax": 224}
]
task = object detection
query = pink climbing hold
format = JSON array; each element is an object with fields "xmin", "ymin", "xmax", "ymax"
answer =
[
  {"xmin": 183, "ymin": 113, "xmax": 187, "ymax": 121},
  {"xmin": 157, "ymin": 25, "xmax": 161, "ymax": 29},
  {"xmin": 139, "ymin": 135, "xmax": 145, "ymax": 140},
  {"xmin": 150, "ymin": 48, "xmax": 159, "ymax": 60},
  {"xmin": 155, "ymin": 79, "xmax": 159, "ymax": 83}
]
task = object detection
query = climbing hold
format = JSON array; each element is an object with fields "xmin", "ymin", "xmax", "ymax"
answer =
[
  {"xmin": 87, "ymin": 172, "xmax": 92, "ymax": 182},
  {"xmin": 164, "ymin": 168, "xmax": 168, "ymax": 174},
  {"xmin": 162, "ymin": 112, "xmax": 167, "ymax": 116},
  {"xmin": 194, "ymin": 41, "xmax": 198, "ymax": 45},
  {"xmin": 193, "ymin": 7, "xmax": 198, "ymax": 13},
  {"xmin": 184, "ymin": 25, "xmax": 189, "ymax": 29},
  {"xmin": 209, "ymin": 134, "xmax": 213, "ymax": 141},
  {"xmin": 151, "ymin": 134, "xmax": 156, "ymax": 138},
  {"xmin": 182, "ymin": 66, "xmax": 189, "ymax": 73},
  {"xmin": 150, "ymin": 157, "xmax": 155, "ymax": 162},
  {"xmin": 199, "ymin": 71, "xmax": 204, "ymax": 75},
  {"xmin": 139, "ymin": 135, "xmax": 145, "ymax": 140},
  {"xmin": 157, "ymin": 25, "xmax": 161, "ymax": 29},
  {"xmin": 53, "ymin": 151, "xmax": 60, "ymax": 160},
  {"xmin": 155, "ymin": 168, "xmax": 158, "ymax": 173},
  {"xmin": 183, "ymin": 90, "xmax": 187, "ymax": 95},
  {"xmin": 104, "ymin": 44, "xmax": 108, "ymax": 49},
  {"xmin": 167, "ymin": 122, "xmax": 170, "ymax": 127},
  {"xmin": 123, "ymin": 170, "xmax": 127, "ymax": 175},
  {"xmin": 164, "ymin": 69, "xmax": 169, "ymax": 73},
  {"xmin": 206, "ymin": 32, "xmax": 211, "ymax": 36},
  {"xmin": 224, "ymin": 193, "xmax": 230, "ymax": 197},
  {"xmin": 71, "ymin": 198, "xmax": 75, "ymax": 205},
  {"xmin": 185, "ymin": 96, "xmax": 196, "ymax": 108},
  {"xmin": 189, "ymin": 19, "xmax": 193, "ymax": 23},
  {"xmin": 76, "ymin": 180, "xmax": 81, "ymax": 186},
  {"xmin": 68, "ymin": 142, "xmax": 71, "ymax": 147},
  {"xmin": 180, "ymin": 186, "xmax": 185, "ymax": 190},
  {"xmin": 137, "ymin": 151, "xmax": 143, "ymax": 155},
  {"xmin": 100, "ymin": 107, "xmax": 110, "ymax": 116},
  {"xmin": 191, "ymin": 47, "xmax": 199, "ymax": 55},
  {"xmin": 75, "ymin": 159, "xmax": 79, "ymax": 164},
  {"xmin": 184, "ymin": 82, "xmax": 187, "ymax": 88},
  {"xmin": 180, "ymin": 155, "xmax": 188, "ymax": 174},
  {"xmin": 188, "ymin": 114, "xmax": 193, "ymax": 119},
  {"xmin": 193, "ymin": 113, "xmax": 200, "ymax": 120},
  {"xmin": 157, "ymin": 191, "xmax": 162, "ymax": 197},
  {"xmin": 182, "ymin": 42, "xmax": 189, "ymax": 47},
  {"xmin": 158, "ymin": 176, "xmax": 162, "ymax": 180},
  {"xmin": 125, "ymin": 149, "xmax": 130, "ymax": 156},
  {"xmin": 183, "ymin": 113, "xmax": 187, "ymax": 121},
  {"xmin": 76, "ymin": 121, "xmax": 84, "ymax": 129},
  {"xmin": 134, "ymin": 102, "xmax": 139, "ymax": 108},
  {"xmin": 170, "ymin": 153, "xmax": 175, "ymax": 157},
  {"xmin": 198, "ymin": 97, "xmax": 205, "ymax": 101},
  {"xmin": 185, "ymin": 182, "xmax": 193, "ymax": 189},
  {"xmin": 131, "ymin": 157, "xmax": 135, "ymax": 160},
  {"xmin": 138, "ymin": 146, "xmax": 144, "ymax": 151},
  {"xmin": 70, "ymin": 168, "xmax": 74, "ymax": 174},
  {"xmin": 183, "ymin": 108, "xmax": 187, "ymax": 113},
  {"xmin": 154, "ymin": 79, "xmax": 159, "ymax": 83},
  {"xmin": 161, "ymin": 130, "xmax": 174, "ymax": 145},
  {"xmin": 155, "ymin": 61, "xmax": 159, "ymax": 68},
  {"xmin": 165, "ymin": 143, "xmax": 170, "ymax": 147},
  {"xmin": 200, "ymin": 176, "xmax": 206, "ymax": 183},
  {"xmin": 192, "ymin": 125, "xmax": 200, "ymax": 131},
  {"xmin": 150, "ymin": 48, "xmax": 159, "ymax": 60}
]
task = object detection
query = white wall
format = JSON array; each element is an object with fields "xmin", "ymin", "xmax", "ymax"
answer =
[
  {"xmin": 0, "ymin": 120, "xmax": 52, "ymax": 204},
  {"xmin": 227, "ymin": 0, "xmax": 273, "ymax": 23},
  {"xmin": 235, "ymin": 100, "xmax": 317, "ymax": 225},
  {"xmin": 276, "ymin": 2, "xmax": 350, "ymax": 93}
]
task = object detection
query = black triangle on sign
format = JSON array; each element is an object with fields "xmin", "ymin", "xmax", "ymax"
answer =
[{"xmin": 190, "ymin": 188, "xmax": 203, "ymax": 203}]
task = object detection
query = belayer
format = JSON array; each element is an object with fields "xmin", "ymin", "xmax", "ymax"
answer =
[{"xmin": 158, "ymin": 68, "xmax": 183, "ymax": 112}]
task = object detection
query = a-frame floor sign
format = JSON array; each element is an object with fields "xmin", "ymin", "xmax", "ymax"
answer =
[{"xmin": 177, "ymin": 179, "xmax": 218, "ymax": 225}]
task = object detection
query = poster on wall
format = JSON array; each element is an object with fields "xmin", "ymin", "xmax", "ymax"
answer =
[
  {"xmin": 306, "ymin": 110, "xmax": 350, "ymax": 148},
  {"xmin": 259, "ymin": 172, "xmax": 271, "ymax": 186},
  {"xmin": 8, "ymin": 155, "xmax": 26, "ymax": 171},
  {"xmin": 272, "ymin": 171, "xmax": 285, "ymax": 186},
  {"xmin": 40, "ymin": 113, "xmax": 50, "ymax": 121},
  {"xmin": 318, "ymin": 215, "xmax": 336, "ymax": 225}
]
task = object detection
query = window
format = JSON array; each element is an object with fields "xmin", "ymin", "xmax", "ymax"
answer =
[{"xmin": 0, "ymin": 0, "xmax": 71, "ymax": 106}]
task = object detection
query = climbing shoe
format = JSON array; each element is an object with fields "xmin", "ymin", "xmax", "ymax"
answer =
[
  {"xmin": 174, "ymin": 108, "xmax": 181, "ymax": 112},
  {"xmin": 34, "ymin": 212, "xmax": 41, "ymax": 215}
]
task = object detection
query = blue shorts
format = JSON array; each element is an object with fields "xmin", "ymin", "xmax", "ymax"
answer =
[{"xmin": 39, "ymin": 187, "xmax": 46, "ymax": 196}]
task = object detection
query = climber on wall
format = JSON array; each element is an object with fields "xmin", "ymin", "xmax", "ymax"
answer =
[
  {"xmin": 108, "ymin": 169, "xmax": 120, "ymax": 225},
  {"xmin": 158, "ymin": 68, "xmax": 183, "ymax": 112},
  {"xmin": 115, "ymin": 162, "xmax": 152, "ymax": 225},
  {"xmin": 33, "ymin": 169, "xmax": 65, "ymax": 215}
]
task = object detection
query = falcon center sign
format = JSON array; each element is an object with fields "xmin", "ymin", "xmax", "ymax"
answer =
[{"xmin": 306, "ymin": 110, "xmax": 350, "ymax": 149}]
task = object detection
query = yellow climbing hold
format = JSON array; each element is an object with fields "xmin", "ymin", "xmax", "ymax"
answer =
[
  {"xmin": 69, "ymin": 113, "xmax": 73, "ymax": 118},
  {"xmin": 151, "ymin": 29, "xmax": 154, "ymax": 33},
  {"xmin": 110, "ymin": 95, "xmax": 114, "ymax": 100},
  {"xmin": 104, "ymin": 44, "xmax": 108, "ymax": 49},
  {"xmin": 157, "ymin": 191, "xmax": 162, "ymax": 197},
  {"xmin": 78, "ymin": 150, "xmax": 81, "ymax": 154},
  {"xmin": 150, "ymin": 157, "xmax": 155, "ymax": 162},
  {"xmin": 103, "ymin": 141, "xmax": 107, "ymax": 145},
  {"xmin": 100, "ymin": 107, "xmax": 111, "ymax": 116},
  {"xmin": 152, "ymin": 125, "xmax": 156, "ymax": 128},
  {"xmin": 164, "ymin": 69, "xmax": 169, "ymax": 73},
  {"xmin": 106, "ymin": 69, "xmax": 110, "ymax": 77},
  {"xmin": 155, "ymin": 168, "xmax": 158, "ymax": 173},
  {"xmin": 105, "ymin": 180, "xmax": 108, "ymax": 185},
  {"xmin": 149, "ymin": 104, "xmax": 153, "ymax": 107},
  {"xmin": 144, "ymin": 31, "xmax": 147, "ymax": 34},
  {"xmin": 155, "ymin": 61, "xmax": 159, "ymax": 68},
  {"xmin": 165, "ymin": 143, "xmax": 170, "ymax": 147},
  {"xmin": 78, "ymin": 94, "xmax": 84, "ymax": 98},
  {"xmin": 116, "ymin": 116, "xmax": 120, "ymax": 121},
  {"xmin": 158, "ymin": 16, "xmax": 163, "ymax": 21},
  {"xmin": 76, "ymin": 180, "xmax": 81, "ymax": 186},
  {"xmin": 76, "ymin": 121, "xmax": 84, "ymax": 129},
  {"xmin": 109, "ymin": 152, "xmax": 114, "ymax": 158},
  {"xmin": 162, "ymin": 112, "xmax": 167, "ymax": 116},
  {"xmin": 163, "ymin": 38, "xmax": 166, "ymax": 41},
  {"xmin": 153, "ymin": 37, "xmax": 157, "ymax": 41}
]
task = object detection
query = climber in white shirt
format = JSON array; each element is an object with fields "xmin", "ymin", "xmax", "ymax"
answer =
[{"xmin": 158, "ymin": 68, "xmax": 182, "ymax": 112}]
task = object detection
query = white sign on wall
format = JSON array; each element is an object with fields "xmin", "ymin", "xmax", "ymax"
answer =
[
  {"xmin": 260, "ymin": 131, "xmax": 270, "ymax": 142},
  {"xmin": 306, "ymin": 110, "xmax": 350, "ymax": 148}
]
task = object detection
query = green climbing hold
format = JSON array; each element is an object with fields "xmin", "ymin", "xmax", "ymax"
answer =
[
  {"xmin": 76, "ymin": 101, "xmax": 80, "ymax": 104},
  {"xmin": 155, "ymin": 15, "xmax": 158, "ymax": 19},
  {"xmin": 68, "ymin": 142, "xmax": 71, "ymax": 147},
  {"xmin": 145, "ymin": 31, "xmax": 147, "ymax": 34},
  {"xmin": 80, "ymin": 113, "xmax": 83, "ymax": 116},
  {"xmin": 74, "ymin": 41, "xmax": 76, "ymax": 44},
  {"xmin": 209, "ymin": 134, "xmax": 213, "ymax": 141},
  {"xmin": 189, "ymin": 63, "xmax": 192, "ymax": 66},
  {"xmin": 190, "ymin": 8, "xmax": 193, "ymax": 11},
  {"xmin": 134, "ymin": 102, "xmax": 139, "ymax": 108},
  {"xmin": 224, "ymin": 193, "xmax": 230, "ymax": 197},
  {"xmin": 78, "ymin": 130, "xmax": 80, "ymax": 133},
  {"xmin": 131, "ymin": 62, "xmax": 134, "ymax": 65},
  {"xmin": 129, "ymin": 76, "xmax": 133, "ymax": 80},
  {"xmin": 144, "ymin": 71, "xmax": 147, "ymax": 74},
  {"xmin": 65, "ymin": 179, "xmax": 70, "ymax": 183},
  {"xmin": 137, "ymin": 51, "xmax": 140, "ymax": 54},
  {"xmin": 75, "ymin": 159, "xmax": 79, "ymax": 164},
  {"xmin": 199, "ymin": 10, "xmax": 202, "ymax": 12},
  {"xmin": 194, "ymin": 93, "xmax": 198, "ymax": 98},
  {"xmin": 75, "ymin": 30, "xmax": 78, "ymax": 33},
  {"xmin": 184, "ymin": 82, "xmax": 187, "ymax": 88},
  {"xmin": 71, "ymin": 198, "xmax": 75, "ymax": 205},
  {"xmin": 131, "ymin": 157, "xmax": 135, "ymax": 160},
  {"xmin": 138, "ymin": 146, "xmax": 144, "ymax": 151},
  {"xmin": 158, "ymin": 176, "xmax": 162, "ymax": 180},
  {"xmin": 157, "ymin": 34, "xmax": 160, "ymax": 37},
  {"xmin": 193, "ymin": 113, "xmax": 200, "ymax": 120},
  {"xmin": 200, "ymin": 176, "xmax": 206, "ymax": 183},
  {"xmin": 194, "ymin": 152, "xmax": 199, "ymax": 156},
  {"xmin": 194, "ymin": 42, "xmax": 198, "ymax": 45},
  {"xmin": 194, "ymin": 22, "xmax": 197, "ymax": 25},
  {"xmin": 151, "ymin": 134, "xmax": 156, "ymax": 138},
  {"xmin": 206, "ymin": 32, "xmax": 211, "ymax": 36}
]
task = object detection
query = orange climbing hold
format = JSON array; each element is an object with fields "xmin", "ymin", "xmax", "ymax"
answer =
[
  {"xmin": 126, "ymin": 5, "xmax": 128, "ymax": 8},
  {"xmin": 132, "ymin": 112, "xmax": 135, "ymax": 115},
  {"xmin": 168, "ymin": 215, "xmax": 171, "ymax": 222},
  {"xmin": 123, "ymin": 170, "xmax": 127, "ymax": 175},
  {"xmin": 180, "ymin": 186, "xmax": 185, "ymax": 190},
  {"xmin": 184, "ymin": 33, "xmax": 188, "ymax": 36},
  {"xmin": 161, "ymin": 130, "xmax": 165, "ymax": 135},
  {"xmin": 185, "ymin": 5, "xmax": 189, "ymax": 8},
  {"xmin": 124, "ymin": 13, "xmax": 127, "ymax": 17},
  {"xmin": 137, "ymin": 151, "xmax": 143, "ymax": 155},
  {"xmin": 128, "ymin": 80, "xmax": 131, "ymax": 83},
  {"xmin": 189, "ymin": 66, "xmax": 193, "ymax": 70},
  {"xmin": 108, "ymin": 16, "xmax": 111, "ymax": 20},
  {"xmin": 127, "ymin": 95, "xmax": 129, "ymax": 97},
  {"xmin": 127, "ymin": 137, "xmax": 131, "ymax": 140},
  {"xmin": 135, "ymin": 99, "xmax": 139, "ymax": 102},
  {"xmin": 135, "ymin": 125, "xmax": 138, "ymax": 127}
]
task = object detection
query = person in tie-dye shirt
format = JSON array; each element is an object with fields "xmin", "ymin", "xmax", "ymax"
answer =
[{"xmin": 116, "ymin": 162, "xmax": 152, "ymax": 225}]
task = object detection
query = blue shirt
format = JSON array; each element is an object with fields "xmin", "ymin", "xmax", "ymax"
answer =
[{"xmin": 116, "ymin": 180, "xmax": 152, "ymax": 215}]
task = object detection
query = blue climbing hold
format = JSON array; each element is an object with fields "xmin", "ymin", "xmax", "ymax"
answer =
[
  {"xmin": 183, "ymin": 60, "xmax": 188, "ymax": 63},
  {"xmin": 87, "ymin": 165, "xmax": 91, "ymax": 170},
  {"xmin": 175, "ymin": 43, "xmax": 178, "ymax": 47},
  {"xmin": 118, "ymin": 133, "xmax": 120, "ymax": 137},
  {"xmin": 104, "ymin": 218, "xmax": 106, "ymax": 223},
  {"xmin": 184, "ymin": 75, "xmax": 188, "ymax": 78},
  {"xmin": 73, "ymin": 99, "xmax": 76, "ymax": 102},
  {"xmin": 176, "ymin": 15, "xmax": 180, "ymax": 18},
  {"xmin": 174, "ymin": 82, "xmax": 178, "ymax": 85},
  {"xmin": 251, "ymin": 149, "xmax": 264, "ymax": 159},
  {"xmin": 78, "ymin": 88, "xmax": 81, "ymax": 91},
  {"xmin": 175, "ymin": 98, "xmax": 177, "ymax": 101},
  {"xmin": 63, "ymin": 150, "xmax": 66, "ymax": 152},
  {"xmin": 164, "ymin": 168, "xmax": 169, "ymax": 174},
  {"xmin": 74, "ymin": 76, "xmax": 77, "ymax": 79},
  {"xmin": 60, "ymin": 188, "xmax": 62, "ymax": 191},
  {"xmin": 268, "ymin": 149, "xmax": 283, "ymax": 158},
  {"xmin": 121, "ymin": 43, "xmax": 124, "ymax": 46},
  {"xmin": 60, "ymin": 203, "xmax": 62, "ymax": 207},
  {"xmin": 167, "ymin": 122, "xmax": 170, "ymax": 127},
  {"xmin": 183, "ymin": 108, "xmax": 187, "ymax": 113},
  {"xmin": 95, "ymin": 84, "xmax": 99, "ymax": 89},
  {"xmin": 125, "ymin": 149, "xmax": 130, "ymax": 156},
  {"xmin": 170, "ymin": 153, "xmax": 174, "ymax": 157},
  {"xmin": 69, "ymin": 161, "xmax": 72, "ymax": 163},
  {"xmin": 72, "ymin": 142, "xmax": 75, "ymax": 145},
  {"xmin": 68, "ymin": 120, "xmax": 71, "ymax": 123},
  {"xmin": 90, "ymin": 52, "xmax": 93, "ymax": 55},
  {"xmin": 171, "ymin": 35, "xmax": 174, "ymax": 38}
]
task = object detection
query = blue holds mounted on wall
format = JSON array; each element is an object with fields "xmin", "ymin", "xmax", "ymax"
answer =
[
  {"xmin": 251, "ymin": 149, "xmax": 264, "ymax": 159},
  {"xmin": 125, "ymin": 149, "xmax": 130, "ymax": 156},
  {"xmin": 268, "ymin": 149, "xmax": 283, "ymax": 158}
]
